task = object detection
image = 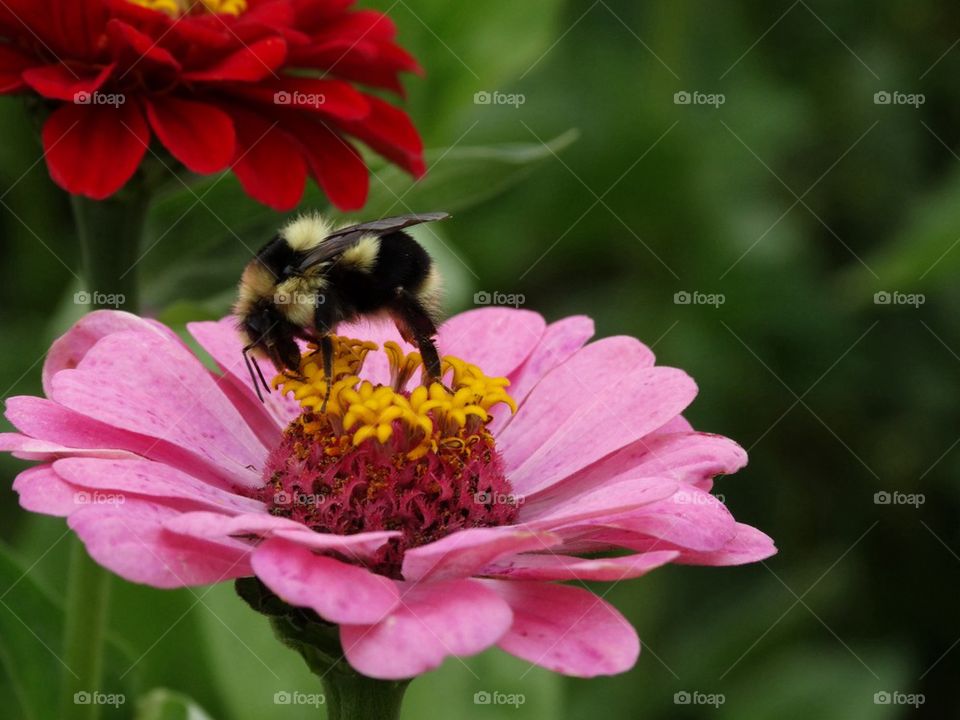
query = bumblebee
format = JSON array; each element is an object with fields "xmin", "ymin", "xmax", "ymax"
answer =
[{"xmin": 235, "ymin": 212, "xmax": 451, "ymax": 403}]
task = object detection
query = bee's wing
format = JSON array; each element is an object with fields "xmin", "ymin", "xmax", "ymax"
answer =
[{"xmin": 296, "ymin": 212, "xmax": 451, "ymax": 271}]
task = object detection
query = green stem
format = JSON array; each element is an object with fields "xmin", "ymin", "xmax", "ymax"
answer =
[{"xmin": 60, "ymin": 182, "xmax": 151, "ymax": 720}]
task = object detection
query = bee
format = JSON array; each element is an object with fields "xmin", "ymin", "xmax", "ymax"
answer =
[{"xmin": 235, "ymin": 212, "xmax": 451, "ymax": 405}]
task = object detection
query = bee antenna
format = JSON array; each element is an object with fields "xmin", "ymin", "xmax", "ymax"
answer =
[{"xmin": 242, "ymin": 345, "xmax": 271, "ymax": 403}]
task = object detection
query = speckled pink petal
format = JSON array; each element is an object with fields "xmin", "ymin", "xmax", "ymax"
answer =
[
  {"xmin": 68, "ymin": 498, "xmax": 254, "ymax": 588},
  {"xmin": 52, "ymin": 458, "xmax": 263, "ymax": 515},
  {"xmin": 164, "ymin": 511, "xmax": 399, "ymax": 561},
  {"xmin": 13, "ymin": 465, "xmax": 80, "ymax": 517},
  {"xmin": 523, "ymin": 432, "xmax": 747, "ymax": 512},
  {"xmin": 49, "ymin": 332, "xmax": 266, "ymax": 486},
  {"xmin": 673, "ymin": 523, "xmax": 776, "ymax": 565},
  {"xmin": 438, "ymin": 309, "xmax": 546, "ymax": 378},
  {"xmin": 482, "ymin": 549, "xmax": 679, "ymax": 581},
  {"xmin": 0, "ymin": 432, "xmax": 138, "ymax": 462},
  {"xmin": 43, "ymin": 310, "xmax": 179, "ymax": 396},
  {"xmin": 502, "ymin": 342, "xmax": 695, "ymax": 495},
  {"xmin": 490, "ymin": 315, "xmax": 595, "ymax": 435},
  {"xmin": 187, "ymin": 319, "xmax": 298, "ymax": 435},
  {"xmin": 4, "ymin": 396, "xmax": 256, "ymax": 489},
  {"xmin": 401, "ymin": 527, "xmax": 561, "ymax": 581},
  {"xmin": 340, "ymin": 578, "xmax": 513, "ymax": 680},
  {"xmin": 484, "ymin": 580, "xmax": 640, "ymax": 677},
  {"xmin": 252, "ymin": 538, "xmax": 400, "ymax": 624},
  {"xmin": 521, "ymin": 477, "xmax": 678, "ymax": 528}
]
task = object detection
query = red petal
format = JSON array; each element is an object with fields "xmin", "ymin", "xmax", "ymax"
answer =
[
  {"xmin": 228, "ymin": 107, "xmax": 307, "ymax": 211},
  {"xmin": 341, "ymin": 95, "xmax": 425, "ymax": 177},
  {"xmin": 145, "ymin": 96, "xmax": 236, "ymax": 174},
  {"xmin": 183, "ymin": 37, "xmax": 287, "ymax": 83},
  {"xmin": 0, "ymin": 45, "xmax": 35, "ymax": 93},
  {"xmin": 21, "ymin": 62, "xmax": 114, "ymax": 102},
  {"xmin": 0, "ymin": 0, "xmax": 107, "ymax": 58},
  {"xmin": 106, "ymin": 19, "xmax": 181, "ymax": 74},
  {"xmin": 229, "ymin": 77, "xmax": 370, "ymax": 121},
  {"xmin": 281, "ymin": 113, "xmax": 368, "ymax": 210},
  {"xmin": 42, "ymin": 101, "xmax": 150, "ymax": 200}
]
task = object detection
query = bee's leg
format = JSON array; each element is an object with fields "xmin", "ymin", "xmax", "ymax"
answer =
[
  {"xmin": 319, "ymin": 334, "xmax": 334, "ymax": 413},
  {"xmin": 390, "ymin": 291, "xmax": 444, "ymax": 387}
]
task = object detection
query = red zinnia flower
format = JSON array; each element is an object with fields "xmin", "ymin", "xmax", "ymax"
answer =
[{"xmin": 0, "ymin": 0, "xmax": 425, "ymax": 210}]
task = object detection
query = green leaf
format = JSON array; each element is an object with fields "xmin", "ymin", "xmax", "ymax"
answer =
[
  {"xmin": 0, "ymin": 540, "xmax": 137, "ymax": 720},
  {"xmin": 135, "ymin": 689, "xmax": 216, "ymax": 720}
]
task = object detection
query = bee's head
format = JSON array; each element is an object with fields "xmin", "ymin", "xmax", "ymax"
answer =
[{"xmin": 239, "ymin": 301, "xmax": 300, "ymax": 371}]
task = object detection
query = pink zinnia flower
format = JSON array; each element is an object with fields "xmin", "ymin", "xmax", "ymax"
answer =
[{"xmin": 1, "ymin": 308, "xmax": 774, "ymax": 679}]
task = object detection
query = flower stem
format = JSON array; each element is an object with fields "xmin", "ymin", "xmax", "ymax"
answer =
[{"xmin": 61, "ymin": 182, "xmax": 151, "ymax": 720}]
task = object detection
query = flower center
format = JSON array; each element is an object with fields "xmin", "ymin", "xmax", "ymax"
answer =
[
  {"xmin": 127, "ymin": 0, "xmax": 247, "ymax": 17},
  {"xmin": 260, "ymin": 337, "xmax": 520, "ymax": 577}
]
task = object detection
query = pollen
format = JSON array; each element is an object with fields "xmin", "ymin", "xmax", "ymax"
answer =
[
  {"xmin": 128, "ymin": 0, "xmax": 247, "ymax": 17},
  {"xmin": 260, "ymin": 336, "xmax": 521, "ymax": 576}
]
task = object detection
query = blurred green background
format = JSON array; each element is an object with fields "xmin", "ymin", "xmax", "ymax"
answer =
[{"xmin": 1, "ymin": 0, "xmax": 958, "ymax": 717}]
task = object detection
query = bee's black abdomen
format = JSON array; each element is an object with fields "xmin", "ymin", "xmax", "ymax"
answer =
[{"xmin": 374, "ymin": 231, "xmax": 433, "ymax": 290}]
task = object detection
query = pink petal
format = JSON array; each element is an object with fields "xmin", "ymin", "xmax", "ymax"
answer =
[
  {"xmin": 340, "ymin": 578, "xmax": 512, "ymax": 679},
  {"xmin": 438, "ymin": 309, "xmax": 546, "ymax": 379},
  {"xmin": 43, "ymin": 310, "xmax": 179, "ymax": 397},
  {"xmin": 5, "ymin": 396, "xmax": 253, "ymax": 490},
  {"xmin": 521, "ymin": 477, "xmax": 678, "ymax": 528},
  {"xmin": 13, "ymin": 465, "xmax": 79, "ymax": 517},
  {"xmin": 490, "ymin": 315, "xmax": 595, "ymax": 435},
  {"xmin": 164, "ymin": 511, "xmax": 399, "ymax": 560},
  {"xmin": 653, "ymin": 415, "xmax": 694, "ymax": 434},
  {"xmin": 523, "ymin": 432, "xmax": 747, "ymax": 512},
  {"xmin": 401, "ymin": 527, "xmax": 561, "ymax": 581},
  {"xmin": 484, "ymin": 580, "xmax": 640, "ymax": 677},
  {"xmin": 0, "ymin": 432, "xmax": 138, "ymax": 462},
  {"xmin": 52, "ymin": 457, "xmax": 263, "ymax": 515},
  {"xmin": 483, "ymin": 549, "xmax": 679, "ymax": 581},
  {"xmin": 673, "ymin": 523, "xmax": 777, "ymax": 566},
  {"xmin": 68, "ymin": 498, "xmax": 254, "ymax": 588},
  {"xmin": 187, "ymin": 318, "xmax": 298, "ymax": 435},
  {"xmin": 501, "ymin": 343, "xmax": 697, "ymax": 495},
  {"xmin": 49, "ymin": 331, "xmax": 267, "ymax": 486},
  {"xmin": 252, "ymin": 538, "xmax": 399, "ymax": 624}
]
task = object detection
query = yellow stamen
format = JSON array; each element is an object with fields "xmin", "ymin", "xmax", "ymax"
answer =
[
  {"xmin": 274, "ymin": 336, "xmax": 516, "ymax": 458},
  {"xmin": 127, "ymin": 0, "xmax": 247, "ymax": 17}
]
